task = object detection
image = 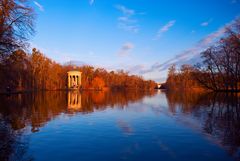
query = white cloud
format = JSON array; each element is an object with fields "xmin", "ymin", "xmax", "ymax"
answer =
[
  {"xmin": 118, "ymin": 42, "xmax": 135, "ymax": 56},
  {"xmin": 141, "ymin": 18, "xmax": 237, "ymax": 80},
  {"xmin": 128, "ymin": 64, "xmax": 145, "ymax": 73},
  {"xmin": 118, "ymin": 16, "xmax": 137, "ymax": 23},
  {"xmin": 151, "ymin": 25, "xmax": 227, "ymax": 71},
  {"xmin": 116, "ymin": 5, "xmax": 135, "ymax": 16},
  {"xmin": 201, "ymin": 19, "xmax": 212, "ymax": 27},
  {"xmin": 33, "ymin": 1, "xmax": 44, "ymax": 12},
  {"xmin": 116, "ymin": 5, "xmax": 142, "ymax": 33},
  {"xmin": 118, "ymin": 23, "xmax": 139, "ymax": 33},
  {"xmin": 200, "ymin": 27, "xmax": 226, "ymax": 45},
  {"xmin": 160, "ymin": 20, "xmax": 176, "ymax": 32},
  {"xmin": 155, "ymin": 20, "xmax": 176, "ymax": 39},
  {"xmin": 89, "ymin": 0, "xmax": 95, "ymax": 5}
]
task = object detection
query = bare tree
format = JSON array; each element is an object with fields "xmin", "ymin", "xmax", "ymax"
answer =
[
  {"xmin": 195, "ymin": 18, "xmax": 240, "ymax": 91},
  {"xmin": 0, "ymin": 0, "xmax": 35, "ymax": 57}
]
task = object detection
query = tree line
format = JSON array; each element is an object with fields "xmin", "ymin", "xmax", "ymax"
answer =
[
  {"xmin": 166, "ymin": 18, "xmax": 240, "ymax": 92},
  {"xmin": 0, "ymin": 0, "xmax": 156, "ymax": 92},
  {"xmin": 0, "ymin": 48, "xmax": 156, "ymax": 92}
]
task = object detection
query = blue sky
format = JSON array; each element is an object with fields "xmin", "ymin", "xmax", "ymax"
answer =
[{"xmin": 31, "ymin": 0, "xmax": 240, "ymax": 82}]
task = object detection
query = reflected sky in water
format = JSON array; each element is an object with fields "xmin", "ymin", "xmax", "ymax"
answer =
[{"xmin": 0, "ymin": 91, "xmax": 239, "ymax": 161}]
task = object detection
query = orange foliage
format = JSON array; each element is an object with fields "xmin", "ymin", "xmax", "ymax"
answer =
[
  {"xmin": 0, "ymin": 48, "xmax": 156, "ymax": 92},
  {"xmin": 92, "ymin": 77, "xmax": 105, "ymax": 90}
]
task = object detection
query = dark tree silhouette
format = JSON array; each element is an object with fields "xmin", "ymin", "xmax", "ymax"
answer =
[
  {"xmin": 166, "ymin": 18, "xmax": 240, "ymax": 92},
  {"xmin": 0, "ymin": 0, "xmax": 35, "ymax": 57}
]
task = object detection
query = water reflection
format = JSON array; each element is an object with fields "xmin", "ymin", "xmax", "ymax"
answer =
[
  {"xmin": 0, "ymin": 90, "xmax": 239, "ymax": 161},
  {"xmin": 0, "ymin": 90, "xmax": 156, "ymax": 131},
  {"xmin": 68, "ymin": 91, "xmax": 82, "ymax": 110},
  {"xmin": 0, "ymin": 90, "xmax": 156, "ymax": 161},
  {"xmin": 166, "ymin": 92, "xmax": 240, "ymax": 160}
]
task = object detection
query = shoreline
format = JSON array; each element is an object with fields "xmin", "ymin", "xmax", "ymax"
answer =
[{"xmin": 0, "ymin": 88, "xmax": 158, "ymax": 95}]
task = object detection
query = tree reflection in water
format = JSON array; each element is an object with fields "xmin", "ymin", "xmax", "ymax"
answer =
[
  {"xmin": 0, "ymin": 118, "xmax": 33, "ymax": 161},
  {"xmin": 0, "ymin": 91, "xmax": 239, "ymax": 161},
  {"xmin": 0, "ymin": 90, "xmax": 156, "ymax": 161},
  {"xmin": 166, "ymin": 91, "xmax": 240, "ymax": 160}
]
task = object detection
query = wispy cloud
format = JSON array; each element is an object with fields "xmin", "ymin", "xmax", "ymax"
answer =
[
  {"xmin": 116, "ymin": 5, "xmax": 135, "ymax": 16},
  {"xmin": 199, "ymin": 27, "xmax": 226, "ymax": 45},
  {"xmin": 155, "ymin": 20, "xmax": 176, "ymax": 39},
  {"xmin": 118, "ymin": 42, "xmax": 135, "ymax": 56},
  {"xmin": 201, "ymin": 19, "xmax": 212, "ymax": 27},
  {"xmin": 160, "ymin": 20, "xmax": 176, "ymax": 33},
  {"xmin": 231, "ymin": 0, "xmax": 239, "ymax": 3},
  {"xmin": 118, "ymin": 23, "xmax": 139, "ymax": 33},
  {"xmin": 128, "ymin": 64, "xmax": 145, "ymax": 74},
  {"xmin": 142, "ymin": 18, "xmax": 237, "ymax": 77},
  {"xmin": 33, "ymin": 1, "xmax": 44, "ymax": 12},
  {"xmin": 116, "ymin": 5, "xmax": 142, "ymax": 33},
  {"xmin": 89, "ymin": 0, "xmax": 95, "ymax": 6},
  {"xmin": 150, "ymin": 27, "xmax": 227, "ymax": 72}
]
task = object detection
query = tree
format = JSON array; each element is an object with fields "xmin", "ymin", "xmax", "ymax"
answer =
[
  {"xmin": 166, "ymin": 64, "xmax": 200, "ymax": 91},
  {"xmin": 92, "ymin": 77, "xmax": 105, "ymax": 90},
  {"xmin": 0, "ymin": 49, "xmax": 30, "ymax": 90},
  {"xmin": 166, "ymin": 64, "xmax": 177, "ymax": 90},
  {"xmin": 0, "ymin": 48, "xmax": 157, "ymax": 92},
  {"xmin": 166, "ymin": 18, "xmax": 240, "ymax": 92},
  {"xmin": 196, "ymin": 19, "xmax": 240, "ymax": 91},
  {"xmin": 0, "ymin": 0, "xmax": 35, "ymax": 56}
]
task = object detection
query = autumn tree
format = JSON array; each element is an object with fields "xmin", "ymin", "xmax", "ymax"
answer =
[
  {"xmin": 92, "ymin": 77, "xmax": 105, "ymax": 90},
  {"xmin": 0, "ymin": 49, "xmax": 31, "ymax": 91},
  {"xmin": 79, "ymin": 65, "xmax": 94, "ymax": 89},
  {"xmin": 0, "ymin": 48, "xmax": 156, "ymax": 92},
  {"xmin": 0, "ymin": 0, "xmax": 35, "ymax": 56},
  {"xmin": 166, "ymin": 19, "xmax": 240, "ymax": 92},
  {"xmin": 166, "ymin": 64, "xmax": 177, "ymax": 90},
  {"xmin": 166, "ymin": 64, "xmax": 202, "ymax": 91},
  {"xmin": 196, "ymin": 19, "xmax": 240, "ymax": 91}
]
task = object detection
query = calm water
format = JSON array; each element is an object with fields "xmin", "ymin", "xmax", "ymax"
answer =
[{"xmin": 0, "ymin": 90, "xmax": 239, "ymax": 161}]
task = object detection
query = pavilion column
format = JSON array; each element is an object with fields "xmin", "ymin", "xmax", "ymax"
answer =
[
  {"xmin": 72, "ymin": 75, "xmax": 74, "ymax": 86},
  {"xmin": 72, "ymin": 75, "xmax": 73, "ymax": 87},
  {"xmin": 76, "ymin": 75, "xmax": 78, "ymax": 86},
  {"xmin": 67, "ymin": 71, "xmax": 82, "ymax": 89},
  {"xmin": 74, "ymin": 75, "xmax": 75, "ymax": 86},
  {"xmin": 76, "ymin": 76, "xmax": 78, "ymax": 86},
  {"xmin": 77, "ymin": 76, "xmax": 79, "ymax": 86},
  {"xmin": 75, "ymin": 75, "xmax": 77, "ymax": 86}
]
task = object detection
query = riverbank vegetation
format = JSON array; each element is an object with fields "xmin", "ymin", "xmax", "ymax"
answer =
[
  {"xmin": 166, "ymin": 19, "xmax": 240, "ymax": 92},
  {"xmin": 0, "ymin": 0, "xmax": 156, "ymax": 92},
  {"xmin": 0, "ymin": 48, "xmax": 157, "ymax": 92}
]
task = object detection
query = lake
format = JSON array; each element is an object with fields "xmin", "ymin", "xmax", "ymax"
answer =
[{"xmin": 0, "ymin": 90, "xmax": 239, "ymax": 161}]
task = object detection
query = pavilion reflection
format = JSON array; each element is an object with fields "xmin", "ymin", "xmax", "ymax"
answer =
[
  {"xmin": 67, "ymin": 91, "xmax": 82, "ymax": 110},
  {"xmin": 0, "ymin": 90, "xmax": 156, "ymax": 161},
  {"xmin": 0, "ymin": 90, "xmax": 156, "ymax": 133},
  {"xmin": 0, "ymin": 90, "xmax": 239, "ymax": 160}
]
